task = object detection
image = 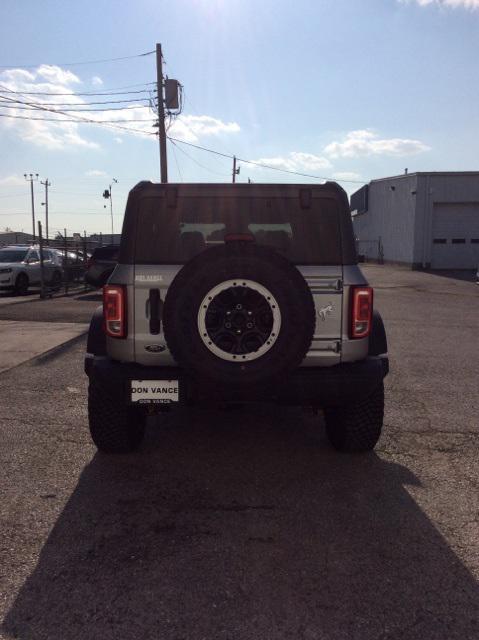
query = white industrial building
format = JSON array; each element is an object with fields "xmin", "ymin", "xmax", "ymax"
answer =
[{"xmin": 351, "ymin": 172, "xmax": 479, "ymax": 269}]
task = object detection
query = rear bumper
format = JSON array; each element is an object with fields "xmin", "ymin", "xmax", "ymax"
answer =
[{"xmin": 85, "ymin": 354, "xmax": 388, "ymax": 408}]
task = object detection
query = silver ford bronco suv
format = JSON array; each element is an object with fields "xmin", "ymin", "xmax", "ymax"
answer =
[{"xmin": 85, "ymin": 182, "xmax": 388, "ymax": 454}]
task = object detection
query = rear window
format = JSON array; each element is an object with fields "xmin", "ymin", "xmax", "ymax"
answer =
[{"xmin": 134, "ymin": 196, "xmax": 342, "ymax": 265}]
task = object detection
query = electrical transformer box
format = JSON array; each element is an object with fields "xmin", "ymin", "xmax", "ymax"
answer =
[{"xmin": 165, "ymin": 79, "xmax": 180, "ymax": 110}]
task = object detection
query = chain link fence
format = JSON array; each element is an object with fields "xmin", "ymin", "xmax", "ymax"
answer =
[
  {"xmin": 36, "ymin": 223, "xmax": 105, "ymax": 298},
  {"xmin": 356, "ymin": 237, "xmax": 384, "ymax": 265}
]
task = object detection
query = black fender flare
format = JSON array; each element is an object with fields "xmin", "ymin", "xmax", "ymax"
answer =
[
  {"xmin": 369, "ymin": 310, "xmax": 388, "ymax": 356},
  {"xmin": 86, "ymin": 305, "xmax": 106, "ymax": 356}
]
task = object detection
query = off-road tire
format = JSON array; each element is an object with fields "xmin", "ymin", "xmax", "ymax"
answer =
[
  {"xmin": 162, "ymin": 242, "xmax": 315, "ymax": 387},
  {"xmin": 88, "ymin": 377, "xmax": 146, "ymax": 453},
  {"xmin": 324, "ymin": 382, "xmax": 384, "ymax": 452},
  {"xmin": 14, "ymin": 273, "xmax": 29, "ymax": 296}
]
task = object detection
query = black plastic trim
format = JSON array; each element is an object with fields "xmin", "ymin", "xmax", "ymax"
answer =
[
  {"xmin": 86, "ymin": 305, "xmax": 106, "ymax": 358},
  {"xmin": 85, "ymin": 355, "xmax": 388, "ymax": 408},
  {"xmin": 149, "ymin": 288, "xmax": 162, "ymax": 335},
  {"xmin": 368, "ymin": 310, "xmax": 388, "ymax": 356}
]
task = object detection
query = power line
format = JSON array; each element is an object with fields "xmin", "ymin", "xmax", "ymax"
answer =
[
  {"xmin": 0, "ymin": 91, "xmax": 156, "ymax": 136},
  {"xmin": 0, "ymin": 103, "xmax": 151, "ymax": 112},
  {"xmin": 0, "ymin": 88, "xmax": 153, "ymax": 97},
  {"xmin": 167, "ymin": 136, "xmax": 366, "ymax": 184},
  {"xmin": 0, "ymin": 50, "xmax": 155, "ymax": 69},
  {"xmin": 0, "ymin": 96, "xmax": 150, "ymax": 106},
  {"xmin": 170, "ymin": 138, "xmax": 231, "ymax": 177},
  {"xmin": 169, "ymin": 140, "xmax": 183, "ymax": 182},
  {"xmin": 0, "ymin": 113, "xmax": 155, "ymax": 124},
  {"xmin": 0, "ymin": 193, "xmax": 26, "ymax": 199}
]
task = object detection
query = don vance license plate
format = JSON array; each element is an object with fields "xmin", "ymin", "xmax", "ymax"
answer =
[{"xmin": 130, "ymin": 380, "xmax": 179, "ymax": 404}]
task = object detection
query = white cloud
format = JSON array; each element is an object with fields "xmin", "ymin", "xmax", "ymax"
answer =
[
  {"xmin": 36, "ymin": 65, "xmax": 81, "ymax": 86},
  {"xmin": 0, "ymin": 174, "xmax": 27, "ymax": 186},
  {"xmin": 0, "ymin": 66, "xmax": 98, "ymax": 150},
  {"xmin": 85, "ymin": 169, "xmax": 107, "ymax": 177},
  {"xmin": 91, "ymin": 75, "xmax": 103, "ymax": 86},
  {"xmin": 169, "ymin": 115, "xmax": 240, "ymax": 143},
  {"xmin": 0, "ymin": 66, "xmax": 240, "ymax": 151},
  {"xmin": 399, "ymin": 0, "xmax": 479, "ymax": 9},
  {"xmin": 324, "ymin": 130, "xmax": 430, "ymax": 158},
  {"xmin": 248, "ymin": 151, "xmax": 332, "ymax": 173}
]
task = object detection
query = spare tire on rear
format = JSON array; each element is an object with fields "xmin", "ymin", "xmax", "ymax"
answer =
[{"xmin": 162, "ymin": 242, "xmax": 315, "ymax": 387}]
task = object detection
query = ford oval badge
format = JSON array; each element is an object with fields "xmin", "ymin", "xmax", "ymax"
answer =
[{"xmin": 145, "ymin": 344, "xmax": 166, "ymax": 353}]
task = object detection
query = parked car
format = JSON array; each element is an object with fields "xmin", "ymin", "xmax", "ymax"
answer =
[
  {"xmin": 84, "ymin": 244, "xmax": 119, "ymax": 288},
  {"xmin": 50, "ymin": 248, "xmax": 89, "ymax": 282},
  {"xmin": 0, "ymin": 245, "xmax": 62, "ymax": 295}
]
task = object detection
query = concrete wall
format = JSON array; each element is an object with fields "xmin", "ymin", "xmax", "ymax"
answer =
[{"xmin": 353, "ymin": 174, "xmax": 418, "ymax": 265}]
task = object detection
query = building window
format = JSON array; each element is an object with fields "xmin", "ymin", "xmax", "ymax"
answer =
[
  {"xmin": 433, "ymin": 238, "xmax": 447, "ymax": 244},
  {"xmin": 452, "ymin": 238, "xmax": 466, "ymax": 244}
]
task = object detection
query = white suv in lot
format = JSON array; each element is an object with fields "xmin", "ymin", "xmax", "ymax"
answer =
[{"xmin": 0, "ymin": 245, "xmax": 62, "ymax": 295}]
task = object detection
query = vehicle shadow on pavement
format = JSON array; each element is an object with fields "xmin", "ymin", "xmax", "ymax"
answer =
[
  {"xmin": 3, "ymin": 406, "xmax": 479, "ymax": 640},
  {"xmin": 74, "ymin": 292, "xmax": 102, "ymax": 302}
]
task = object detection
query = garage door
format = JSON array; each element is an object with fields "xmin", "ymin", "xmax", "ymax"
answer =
[{"xmin": 431, "ymin": 203, "xmax": 479, "ymax": 269}]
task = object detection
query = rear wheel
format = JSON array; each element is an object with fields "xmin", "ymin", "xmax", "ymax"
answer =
[
  {"xmin": 88, "ymin": 376, "xmax": 146, "ymax": 453},
  {"xmin": 14, "ymin": 273, "xmax": 29, "ymax": 296},
  {"xmin": 324, "ymin": 383, "xmax": 384, "ymax": 452}
]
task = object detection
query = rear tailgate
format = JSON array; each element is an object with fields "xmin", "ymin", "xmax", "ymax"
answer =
[{"xmin": 126, "ymin": 184, "xmax": 353, "ymax": 367}]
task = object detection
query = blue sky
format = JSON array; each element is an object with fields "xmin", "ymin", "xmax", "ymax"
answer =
[{"xmin": 1, "ymin": 0, "xmax": 478, "ymax": 236}]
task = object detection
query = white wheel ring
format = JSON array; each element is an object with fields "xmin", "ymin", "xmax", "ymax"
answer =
[{"xmin": 197, "ymin": 279, "xmax": 281, "ymax": 362}]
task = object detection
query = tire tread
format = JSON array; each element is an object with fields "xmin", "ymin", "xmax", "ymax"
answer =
[
  {"xmin": 324, "ymin": 383, "xmax": 384, "ymax": 452},
  {"xmin": 88, "ymin": 377, "xmax": 145, "ymax": 453}
]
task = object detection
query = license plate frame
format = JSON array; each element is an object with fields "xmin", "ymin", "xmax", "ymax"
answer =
[{"xmin": 130, "ymin": 379, "xmax": 179, "ymax": 404}]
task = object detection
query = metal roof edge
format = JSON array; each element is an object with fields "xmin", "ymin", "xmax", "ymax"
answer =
[{"xmin": 368, "ymin": 171, "xmax": 479, "ymax": 185}]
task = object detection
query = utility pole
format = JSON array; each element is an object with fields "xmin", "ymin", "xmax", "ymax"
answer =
[
  {"xmin": 232, "ymin": 156, "xmax": 240, "ymax": 183},
  {"xmin": 24, "ymin": 173, "xmax": 39, "ymax": 241},
  {"xmin": 40, "ymin": 178, "xmax": 51, "ymax": 242},
  {"xmin": 38, "ymin": 221, "xmax": 46, "ymax": 298},
  {"xmin": 156, "ymin": 43, "xmax": 168, "ymax": 183}
]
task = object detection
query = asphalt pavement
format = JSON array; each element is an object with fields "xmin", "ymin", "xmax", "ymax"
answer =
[{"xmin": 0, "ymin": 266, "xmax": 478, "ymax": 640}]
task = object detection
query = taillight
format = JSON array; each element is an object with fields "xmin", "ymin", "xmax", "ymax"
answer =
[
  {"xmin": 350, "ymin": 286, "xmax": 373, "ymax": 339},
  {"xmin": 103, "ymin": 285, "xmax": 127, "ymax": 338}
]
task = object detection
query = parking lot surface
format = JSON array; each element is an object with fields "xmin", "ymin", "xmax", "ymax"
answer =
[{"xmin": 0, "ymin": 266, "xmax": 478, "ymax": 640}]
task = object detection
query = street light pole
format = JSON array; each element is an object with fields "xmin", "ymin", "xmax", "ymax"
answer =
[
  {"xmin": 24, "ymin": 173, "xmax": 39, "ymax": 241},
  {"xmin": 109, "ymin": 185, "xmax": 114, "ymax": 243},
  {"xmin": 103, "ymin": 178, "xmax": 118, "ymax": 244}
]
